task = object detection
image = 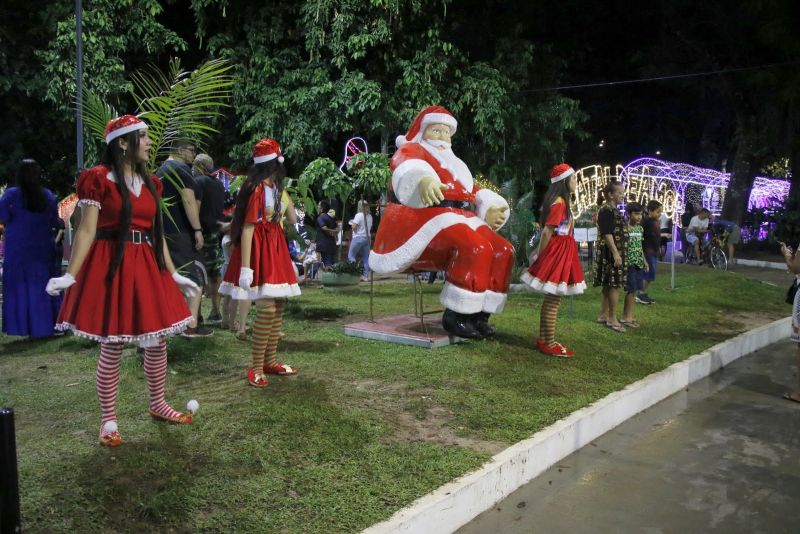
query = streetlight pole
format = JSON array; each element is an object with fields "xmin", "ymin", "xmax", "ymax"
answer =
[{"xmin": 75, "ymin": 0, "xmax": 84, "ymax": 171}]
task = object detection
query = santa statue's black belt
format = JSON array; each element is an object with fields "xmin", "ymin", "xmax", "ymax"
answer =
[
  {"xmin": 95, "ymin": 229, "xmax": 152, "ymax": 244},
  {"xmin": 389, "ymin": 192, "xmax": 475, "ymax": 212}
]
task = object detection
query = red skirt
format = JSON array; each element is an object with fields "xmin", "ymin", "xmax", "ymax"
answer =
[
  {"xmin": 219, "ymin": 220, "xmax": 301, "ymax": 300},
  {"xmin": 521, "ymin": 235, "xmax": 586, "ymax": 295},
  {"xmin": 56, "ymin": 241, "xmax": 192, "ymax": 343}
]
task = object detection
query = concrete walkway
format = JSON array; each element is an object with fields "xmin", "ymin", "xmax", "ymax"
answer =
[{"xmin": 458, "ymin": 339, "xmax": 800, "ymax": 534}]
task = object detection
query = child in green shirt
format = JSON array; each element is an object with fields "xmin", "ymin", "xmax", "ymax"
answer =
[{"xmin": 622, "ymin": 202, "xmax": 649, "ymax": 328}]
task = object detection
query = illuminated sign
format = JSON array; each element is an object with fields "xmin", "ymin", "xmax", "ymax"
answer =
[{"xmin": 572, "ymin": 157, "xmax": 789, "ymax": 223}]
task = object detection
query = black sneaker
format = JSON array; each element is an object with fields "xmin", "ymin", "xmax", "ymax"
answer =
[
  {"xmin": 181, "ymin": 325, "xmax": 214, "ymax": 338},
  {"xmin": 635, "ymin": 293, "xmax": 655, "ymax": 305},
  {"xmin": 207, "ymin": 310, "xmax": 222, "ymax": 323}
]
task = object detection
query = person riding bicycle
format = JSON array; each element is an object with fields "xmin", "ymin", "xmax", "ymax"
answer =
[
  {"xmin": 709, "ymin": 216, "xmax": 740, "ymax": 263},
  {"xmin": 686, "ymin": 208, "xmax": 711, "ymax": 264}
]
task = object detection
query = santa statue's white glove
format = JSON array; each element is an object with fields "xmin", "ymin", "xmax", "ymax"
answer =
[
  {"xmin": 172, "ymin": 272, "xmax": 200, "ymax": 298},
  {"xmin": 485, "ymin": 205, "xmax": 510, "ymax": 231},
  {"xmin": 46, "ymin": 273, "xmax": 76, "ymax": 296},
  {"xmin": 418, "ymin": 176, "xmax": 449, "ymax": 207},
  {"xmin": 238, "ymin": 267, "xmax": 254, "ymax": 291}
]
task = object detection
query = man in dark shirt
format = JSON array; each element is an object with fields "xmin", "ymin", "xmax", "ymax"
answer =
[
  {"xmin": 156, "ymin": 140, "xmax": 212, "ymax": 337},
  {"xmin": 192, "ymin": 153, "xmax": 227, "ymax": 322},
  {"xmin": 315, "ymin": 200, "xmax": 340, "ymax": 266}
]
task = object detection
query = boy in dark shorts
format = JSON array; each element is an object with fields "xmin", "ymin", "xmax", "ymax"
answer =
[
  {"xmin": 639, "ymin": 200, "xmax": 662, "ymax": 305},
  {"xmin": 622, "ymin": 202, "xmax": 648, "ymax": 328}
]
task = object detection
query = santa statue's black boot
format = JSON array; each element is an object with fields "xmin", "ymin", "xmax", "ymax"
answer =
[
  {"xmin": 442, "ymin": 309, "xmax": 482, "ymax": 339},
  {"xmin": 471, "ymin": 312, "xmax": 497, "ymax": 337}
]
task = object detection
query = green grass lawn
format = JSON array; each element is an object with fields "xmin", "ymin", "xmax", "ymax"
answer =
[{"xmin": 0, "ymin": 266, "xmax": 788, "ymax": 533}]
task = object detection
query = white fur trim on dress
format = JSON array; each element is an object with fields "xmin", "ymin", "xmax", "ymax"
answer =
[
  {"xmin": 218, "ymin": 281, "xmax": 301, "ymax": 300},
  {"xmin": 392, "ymin": 159, "xmax": 439, "ymax": 208},
  {"xmin": 475, "ymin": 189, "xmax": 510, "ymax": 230},
  {"xmin": 520, "ymin": 272, "xmax": 587, "ymax": 295},
  {"xmin": 483, "ymin": 290, "xmax": 507, "ymax": 314},
  {"xmin": 369, "ymin": 212, "xmax": 488, "ymax": 273},
  {"xmin": 440, "ymin": 281, "xmax": 485, "ymax": 315},
  {"xmin": 77, "ymin": 199, "xmax": 102, "ymax": 210},
  {"xmin": 55, "ymin": 315, "xmax": 193, "ymax": 346}
]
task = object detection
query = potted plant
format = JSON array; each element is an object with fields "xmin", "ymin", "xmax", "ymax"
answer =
[{"xmin": 320, "ymin": 260, "xmax": 363, "ymax": 286}]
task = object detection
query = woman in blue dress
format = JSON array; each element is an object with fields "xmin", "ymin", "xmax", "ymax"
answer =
[{"xmin": 0, "ymin": 159, "xmax": 62, "ymax": 338}]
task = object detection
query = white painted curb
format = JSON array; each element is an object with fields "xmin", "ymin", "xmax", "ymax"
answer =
[
  {"xmin": 734, "ymin": 258, "xmax": 787, "ymax": 270},
  {"xmin": 363, "ymin": 316, "xmax": 791, "ymax": 534}
]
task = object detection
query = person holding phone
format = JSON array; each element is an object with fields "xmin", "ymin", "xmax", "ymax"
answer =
[{"xmin": 780, "ymin": 240, "xmax": 800, "ymax": 403}]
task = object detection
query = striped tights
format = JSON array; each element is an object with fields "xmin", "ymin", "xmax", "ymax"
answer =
[
  {"xmin": 96, "ymin": 339, "xmax": 181, "ymax": 426},
  {"xmin": 251, "ymin": 299, "xmax": 287, "ymax": 371},
  {"xmin": 539, "ymin": 294, "xmax": 561, "ymax": 347}
]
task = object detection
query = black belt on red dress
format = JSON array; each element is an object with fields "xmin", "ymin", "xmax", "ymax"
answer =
[
  {"xmin": 389, "ymin": 192, "xmax": 476, "ymax": 212},
  {"xmin": 95, "ymin": 229, "xmax": 152, "ymax": 244}
]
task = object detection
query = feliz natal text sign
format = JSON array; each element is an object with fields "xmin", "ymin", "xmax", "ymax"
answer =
[{"xmin": 571, "ymin": 157, "xmax": 788, "ymax": 221}]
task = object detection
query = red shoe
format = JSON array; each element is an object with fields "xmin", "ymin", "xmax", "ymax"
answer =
[
  {"xmin": 247, "ymin": 367, "xmax": 269, "ymax": 388},
  {"xmin": 536, "ymin": 338, "xmax": 574, "ymax": 358},
  {"xmin": 148, "ymin": 410, "xmax": 193, "ymax": 425},
  {"xmin": 263, "ymin": 362, "xmax": 298, "ymax": 376},
  {"xmin": 99, "ymin": 421, "xmax": 123, "ymax": 447}
]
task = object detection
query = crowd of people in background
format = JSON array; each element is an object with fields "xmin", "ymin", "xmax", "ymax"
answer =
[{"xmin": 0, "ymin": 140, "xmax": 379, "ymax": 342}]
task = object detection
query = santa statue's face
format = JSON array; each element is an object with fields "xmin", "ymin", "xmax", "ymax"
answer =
[{"xmin": 422, "ymin": 123, "xmax": 453, "ymax": 150}]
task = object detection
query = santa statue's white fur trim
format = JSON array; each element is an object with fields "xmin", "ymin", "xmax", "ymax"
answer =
[
  {"xmin": 440, "ymin": 281, "xmax": 485, "ymax": 315},
  {"xmin": 483, "ymin": 290, "xmax": 507, "ymax": 313},
  {"xmin": 396, "ymin": 112, "xmax": 458, "ymax": 147},
  {"xmin": 392, "ymin": 159, "xmax": 440, "ymax": 208},
  {"xmin": 369, "ymin": 212, "xmax": 488, "ymax": 274},
  {"xmin": 475, "ymin": 189, "xmax": 510, "ymax": 230}
]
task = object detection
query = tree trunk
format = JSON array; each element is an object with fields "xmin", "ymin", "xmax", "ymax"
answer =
[{"xmin": 721, "ymin": 131, "xmax": 757, "ymax": 226}]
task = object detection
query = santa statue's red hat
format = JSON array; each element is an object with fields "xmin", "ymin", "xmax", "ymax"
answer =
[
  {"xmin": 104, "ymin": 115, "xmax": 148, "ymax": 144},
  {"xmin": 550, "ymin": 163, "xmax": 575, "ymax": 183},
  {"xmin": 396, "ymin": 105, "xmax": 458, "ymax": 148},
  {"xmin": 253, "ymin": 137, "xmax": 284, "ymax": 164}
]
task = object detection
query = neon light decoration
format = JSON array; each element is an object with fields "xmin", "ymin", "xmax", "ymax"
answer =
[
  {"xmin": 338, "ymin": 137, "xmax": 369, "ymax": 173},
  {"xmin": 211, "ymin": 167, "xmax": 236, "ymax": 192},
  {"xmin": 573, "ymin": 157, "xmax": 790, "ymax": 223}
]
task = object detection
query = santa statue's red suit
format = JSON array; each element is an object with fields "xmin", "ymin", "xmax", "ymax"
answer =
[{"xmin": 369, "ymin": 106, "xmax": 515, "ymax": 338}]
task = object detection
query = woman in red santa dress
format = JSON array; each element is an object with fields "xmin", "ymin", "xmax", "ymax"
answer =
[
  {"xmin": 218, "ymin": 138, "xmax": 300, "ymax": 388},
  {"xmin": 521, "ymin": 164, "xmax": 586, "ymax": 357},
  {"xmin": 46, "ymin": 115, "xmax": 201, "ymax": 446}
]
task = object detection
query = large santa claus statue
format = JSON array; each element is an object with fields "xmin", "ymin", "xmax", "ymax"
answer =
[{"xmin": 369, "ymin": 105, "xmax": 515, "ymax": 338}]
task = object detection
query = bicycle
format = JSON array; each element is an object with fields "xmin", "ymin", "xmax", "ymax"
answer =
[{"xmin": 686, "ymin": 230, "xmax": 728, "ymax": 271}]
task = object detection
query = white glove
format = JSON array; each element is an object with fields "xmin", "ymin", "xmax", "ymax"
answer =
[
  {"xmin": 172, "ymin": 272, "xmax": 200, "ymax": 298},
  {"xmin": 46, "ymin": 273, "xmax": 76, "ymax": 296},
  {"xmin": 239, "ymin": 267, "xmax": 254, "ymax": 290}
]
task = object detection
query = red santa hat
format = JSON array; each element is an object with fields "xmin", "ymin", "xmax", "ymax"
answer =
[
  {"xmin": 396, "ymin": 105, "xmax": 458, "ymax": 148},
  {"xmin": 550, "ymin": 163, "xmax": 575, "ymax": 183},
  {"xmin": 104, "ymin": 115, "xmax": 148, "ymax": 144},
  {"xmin": 253, "ymin": 138, "xmax": 284, "ymax": 164}
]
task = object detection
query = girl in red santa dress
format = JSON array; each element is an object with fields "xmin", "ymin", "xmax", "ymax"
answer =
[
  {"xmin": 218, "ymin": 138, "xmax": 300, "ymax": 388},
  {"xmin": 46, "ymin": 115, "xmax": 201, "ymax": 446},
  {"xmin": 521, "ymin": 164, "xmax": 586, "ymax": 357}
]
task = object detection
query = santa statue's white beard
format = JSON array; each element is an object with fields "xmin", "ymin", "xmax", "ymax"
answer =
[{"xmin": 421, "ymin": 139, "xmax": 474, "ymax": 190}]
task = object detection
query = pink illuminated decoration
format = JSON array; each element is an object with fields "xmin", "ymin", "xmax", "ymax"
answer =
[
  {"xmin": 211, "ymin": 167, "xmax": 236, "ymax": 192},
  {"xmin": 748, "ymin": 177, "xmax": 790, "ymax": 211},
  {"xmin": 338, "ymin": 137, "xmax": 369, "ymax": 173}
]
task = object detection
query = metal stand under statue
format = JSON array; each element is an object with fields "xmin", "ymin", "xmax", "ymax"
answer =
[{"xmin": 343, "ymin": 272, "xmax": 466, "ymax": 349}]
